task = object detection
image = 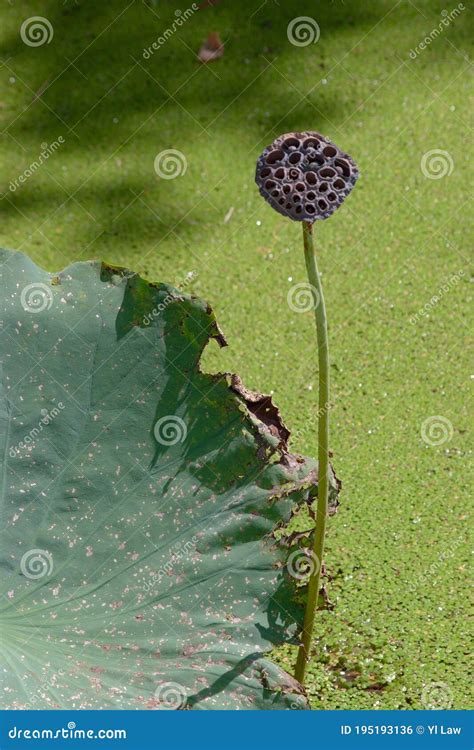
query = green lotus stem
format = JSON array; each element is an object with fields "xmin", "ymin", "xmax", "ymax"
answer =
[{"xmin": 294, "ymin": 220, "xmax": 330, "ymax": 685}]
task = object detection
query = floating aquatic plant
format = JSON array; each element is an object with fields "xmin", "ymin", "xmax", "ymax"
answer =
[{"xmin": 255, "ymin": 131, "xmax": 359, "ymax": 683}]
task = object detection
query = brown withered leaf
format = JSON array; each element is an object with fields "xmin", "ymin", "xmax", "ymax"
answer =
[{"xmin": 197, "ymin": 32, "xmax": 224, "ymax": 63}]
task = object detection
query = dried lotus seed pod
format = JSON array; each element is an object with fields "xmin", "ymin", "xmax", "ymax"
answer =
[{"xmin": 255, "ymin": 131, "xmax": 359, "ymax": 222}]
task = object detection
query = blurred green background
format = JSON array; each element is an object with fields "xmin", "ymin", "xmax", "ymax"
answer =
[{"xmin": 1, "ymin": 0, "xmax": 472, "ymax": 709}]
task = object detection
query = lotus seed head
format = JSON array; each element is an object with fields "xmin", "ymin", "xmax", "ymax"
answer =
[{"xmin": 255, "ymin": 131, "xmax": 359, "ymax": 222}]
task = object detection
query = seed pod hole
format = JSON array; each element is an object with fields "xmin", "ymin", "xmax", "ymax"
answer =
[
  {"xmin": 323, "ymin": 145, "xmax": 337, "ymax": 158},
  {"xmin": 274, "ymin": 167, "xmax": 286, "ymax": 179},
  {"xmin": 333, "ymin": 178, "xmax": 345, "ymax": 190},
  {"xmin": 335, "ymin": 158, "xmax": 351, "ymax": 177},
  {"xmin": 283, "ymin": 137, "xmax": 300, "ymax": 149},
  {"xmin": 319, "ymin": 167, "xmax": 336, "ymax": 179},
  {"xmin": 308, "ymin": 154, "xmax": 324, "ymax": 167},
  {"xmin": 305, "ymin": 171, "xmax": 317, "ymax": 186},
  {"xmin": 288, "ymin": 152, "xmax": 302, "ymax": 165},
  {"xmin": 266, "ymin": 149, "xmax": 284, "ymax": 165}
]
